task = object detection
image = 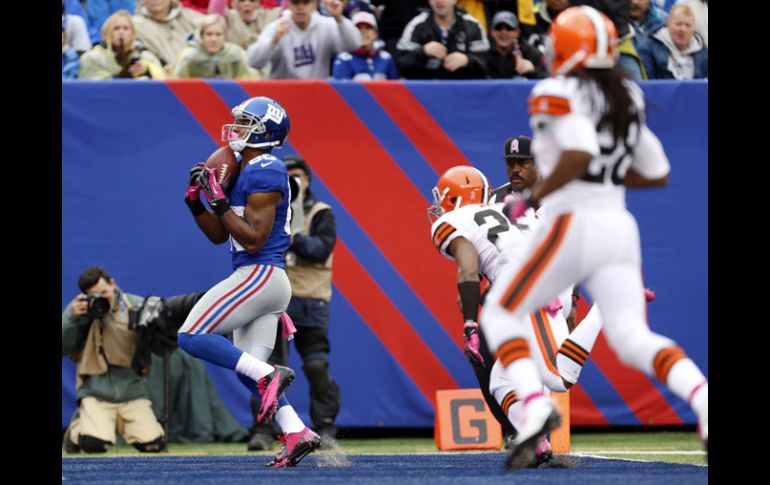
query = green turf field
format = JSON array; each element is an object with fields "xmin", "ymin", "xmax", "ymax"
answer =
[{"xmin": 62, "ymin": 431, "xmax": 706, "ymax": 466}]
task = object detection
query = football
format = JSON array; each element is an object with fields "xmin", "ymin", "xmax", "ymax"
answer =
[{"xmin": 204, "ymin": 146, "xmax": 241, "ymax": 194}]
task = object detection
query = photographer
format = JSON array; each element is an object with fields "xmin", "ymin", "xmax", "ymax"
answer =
[{"xmin": 62, "ymin": 267, "xmax": 166, "ymax": 453}]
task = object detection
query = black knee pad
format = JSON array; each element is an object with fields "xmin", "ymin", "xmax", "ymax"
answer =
[
  {"xmin": 133, "ymin": 436, "xmax": 166, "ymax": 453},
  {"xmin": 79, "ymin": 434, "xmax": 111, "ymax": 453}
]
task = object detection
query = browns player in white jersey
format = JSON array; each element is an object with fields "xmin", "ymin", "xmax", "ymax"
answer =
[
  {"xmin": 429, "ymin": 165, "xmax": 601, "ymax": 467},
  {"xmin": 479, "ymin": 6, "xmax": 708, "ymax": 470}
]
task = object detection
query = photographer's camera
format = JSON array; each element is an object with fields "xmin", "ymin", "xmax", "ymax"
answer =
[{"xmin": 86, "ymin": 294, "xmax": 110, "ymax": 318}]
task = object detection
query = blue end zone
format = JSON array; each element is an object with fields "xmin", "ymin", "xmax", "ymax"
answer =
[{"xmin": 62, "ymin": 454, "xmax": 707, "ymax": 484}]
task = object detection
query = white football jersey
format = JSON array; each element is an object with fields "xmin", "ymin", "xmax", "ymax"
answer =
[
  {"xmin": 528, "ymin": 76, "xmax": 670, "ymax": 214},
  {"xmin": 430, "ymin": 202, "xmax": 539, "ymax": 283}
]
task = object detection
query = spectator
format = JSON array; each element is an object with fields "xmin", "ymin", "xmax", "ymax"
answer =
[
  {"xmin": 396, "ymin": 0, "xmax": 489, "ymax": 79},
  {"xmin": 86, "ymin": 0, "xmax": 137, "ymax": 42},
  {"xmin": 332, "ymin": 11, "xmax": 399, "ymax": 80},
  {"xmin": 172, "ymin": 14, "xmax": 260, "ymax": 79},
  {"xmin": 319, "ymin": 0, "xmax": 375, "ymax": 19},
  {"xmin": 62, "ymin": 26, "xmax": 81, "ymax": 80},
  {"xmin": 629, "ymin": 0, "xmax": 668, "ymax": 48},
  {"xmin": 79, "ymin": 10, "xmax": 167, "ymax": 80},
  {"xmin": 219, "ymin": 0, "xmax": 281, "ymax": 51},
  {"xmin": 63, "ymin": 1, "xmax": 94, "ymax": 55},
  {"xmin": 484, "ymin": 10, "xmax": 546, "ymax": 79},
  {"xmin": 132, "ymin": 0, "xmax": 205, "ymax": 70},
  {"xmin": 571, "ymin": 0, "xmax": 647, "ymax": 80},
  {"xmin": 247, "ymin": 0, "xmax": 361, "ymax": 79},
  {"xmin": 675, "ymin": 0, "xmax": 707, "ymax": 46},
  {"xmin": 638, "ymin": 3, "xmax": 707, "ymax": 79},
  {"xmin": 62, "ymin": 267, "xmax": 166, "ymax": 453},
  {"xmin": 519, "ymin": 0, "xmax": 568, "ymax": 56},
  {"xmin": 370, "ymin": 0, "xmax": 429, "ymax": 56},
  {"xmin": 65, "ymin": 0, "xmax": 101, "ymax": 45}
]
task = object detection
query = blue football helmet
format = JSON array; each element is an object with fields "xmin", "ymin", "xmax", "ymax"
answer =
[{"xmin": 221, "ymin": 96, "xmax": 290, "ymax": 151}]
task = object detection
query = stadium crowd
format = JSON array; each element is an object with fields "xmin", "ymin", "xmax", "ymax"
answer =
[{"xmin": 63, "ymin": 0, "xmax": 707, "ymax": 82}]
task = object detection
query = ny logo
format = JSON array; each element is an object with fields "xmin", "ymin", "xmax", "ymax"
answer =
[
  {"xmin": 264, "ymin": 104, "xmax": 285, "ymax": 124},
  {"xmin": 293, "ymin": 44, "xmax": 316, "ymax": 67}
]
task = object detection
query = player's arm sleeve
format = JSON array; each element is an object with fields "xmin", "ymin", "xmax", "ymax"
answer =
[
  {"xmin": 631, "ymin": 124, "xmax": 671, "ymax": 179},
  {"xmin": 245, "ymin": 169, "xmax": 288, "ymax": 198},
  {"xmin": 431, "ymin": 220, "xmax": 461, "ymax": 259}
]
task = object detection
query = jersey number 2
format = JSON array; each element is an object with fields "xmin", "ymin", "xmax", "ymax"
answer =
[{"xmin": 473, "ymin": 209, "xmax": 511, "ymax": 244}]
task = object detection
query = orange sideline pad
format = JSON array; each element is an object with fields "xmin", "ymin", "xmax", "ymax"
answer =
[{"xmin": 435, "ymin": 389, "xmax": 570, "ymax": 453}]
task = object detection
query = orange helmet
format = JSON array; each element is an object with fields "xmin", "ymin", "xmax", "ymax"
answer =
[
  {"xmin": 428, "ymin": 166, "xmax": 490, "ymax": 221},
  {"xmin": 547, "ymin": 6, "xmax": 618, "ymax": 76}
]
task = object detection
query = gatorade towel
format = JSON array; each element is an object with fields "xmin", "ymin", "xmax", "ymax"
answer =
[{"xmin": 518, "ymin": 0, "xmax": 536, "ymax": 25}]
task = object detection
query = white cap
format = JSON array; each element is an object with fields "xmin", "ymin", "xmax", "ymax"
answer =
[{"xmin": 352, "ymin": 11, "xmax": 377, "ymax": 30}]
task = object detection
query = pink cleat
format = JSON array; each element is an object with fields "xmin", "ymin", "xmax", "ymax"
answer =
[
  {"xmin": 256, "ymin": 365, "xmax": 295, "ymax": 424},
  {"xmin": 529, "ymin": 437, "xmax": 553, "ymax": 468},
  {"xmin": 266, "ymin": 427, "xmax": 321, "ymax": 468}
]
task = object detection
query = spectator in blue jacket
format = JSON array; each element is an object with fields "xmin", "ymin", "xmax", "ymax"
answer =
[
  {"xmin": 630, "ymin": 0, "xmax": 668, "ymax": 48},
  {"xmin": 64, "ymin": 0, "xmax": 101, "ymax": 45},
  {"xmin": 62, "ymin": 27, "xmax": 81, "ymax": 80},
  {"xmin": 86, "ymin": 0, "xmax": 137, "ymax": 41},
  {"xmin": 638, "ymin": 3, "xmax": 707, "ymax": 79},
  {"xmin": 332, "ymin": 11, "xmax": 399, "ymax": 80}
]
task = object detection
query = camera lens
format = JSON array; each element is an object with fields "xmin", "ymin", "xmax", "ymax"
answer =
[{"xmin": 87, "ymin": 294, "xmax": 111, "ymax": 318}]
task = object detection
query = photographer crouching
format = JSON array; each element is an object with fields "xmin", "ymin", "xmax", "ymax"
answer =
[{"xmin": 62, "ymin": 267, "xmax": 166, "ymax": 453}]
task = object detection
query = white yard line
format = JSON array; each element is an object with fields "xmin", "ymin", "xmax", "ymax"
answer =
[{"xmin": 574, "ymin": 450, "xmax": 706, "ymax": 455}]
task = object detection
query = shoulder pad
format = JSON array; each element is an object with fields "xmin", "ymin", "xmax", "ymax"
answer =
[{"xmin": 529, "ymin": 78, "xmax": 573, "ymax": 116}]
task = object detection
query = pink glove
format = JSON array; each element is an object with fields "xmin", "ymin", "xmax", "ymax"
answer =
[
  {"xmin": 463, "ymin": 321, "xmax": 485, "ymax": 368},
  {"xmin": 279, "ymin": 312, "xmax": 297, "ymax": 341},
  {"xmin": 502, "ymin": 193, "xmax": 530, "ymax": 220},
  {"xmin": 644, "ymin": 288, "xmax": 656, "ymax": 302},
  {"xmin": 503, "ymin": 188, "xmax": 539, "ymax": 221},
  {"xmin": 197, "ymin": 167, "xmax": 230, "ymax": 216},
  {"xmin": 544, "ymin": 297, "xmax": 563, "ymax": 318},
  {"xmin": 184, "ymin": 163, "xmax": 205, "ymax": 202}
]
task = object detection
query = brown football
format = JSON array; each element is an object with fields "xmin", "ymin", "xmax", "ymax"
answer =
[{"xmin": 204, "ymin": 146, "xmax": 241, "ymax": 194}]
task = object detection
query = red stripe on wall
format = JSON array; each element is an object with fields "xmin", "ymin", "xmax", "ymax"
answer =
[
  {"xmin": 333, "ymin": 241, "xmax": 459, "ymax": 406},
  {"xmin": 165, "ymin": 80, "xmax": 232, "ymax": 143},
  {"xmin": 570, "ymin": 384, "xmax": 610, "ymax": 426},
  {"xmin": 365, "ymin": 82, "xmax": 471, "ymax": 175},
  {"xmin": 591, "ymin": 333, "xmax": 684, "ymax": 425},
  {"xmin": 239, "ymin": 81, "xmax": 464, "ymax": 349}
]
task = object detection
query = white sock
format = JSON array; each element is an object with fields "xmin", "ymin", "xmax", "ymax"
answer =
[
  {"xmin": 667, "ymin": 358, "xmax": 707, "ymax": 403},
  {"xmin": 569, "ymin": 304, "xmax": 602, "ymax": 352},
  {"xmin": 557, "ymin": 305, "xmax": 602, "ymax": 384},
  {"xmin": 507, "ymin": 399, "xmax": 526, "ymax": 432},
  {"xmin": 275, "ymin": 405, "xmax": 305, "ymax": 434},
  {"xmin": 235, "ymin": 352, "xmax": 274, "ymax": 381},
  {"xmin": 504, "ymin": 358, "xmax": 545, "ymax": 398}
]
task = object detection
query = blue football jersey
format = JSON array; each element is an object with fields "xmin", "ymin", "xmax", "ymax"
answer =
[{"xmin": 227, "ymin": 153, "xmax": 291, "ymax": 270}]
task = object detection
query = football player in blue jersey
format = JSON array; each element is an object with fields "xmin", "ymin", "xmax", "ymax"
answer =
[{"xmin": 178, "ymin": 96, "xmax": 321, "ymax": 467}]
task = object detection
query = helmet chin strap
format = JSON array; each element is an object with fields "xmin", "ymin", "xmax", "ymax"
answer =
[{"xmin": 228, "ymin": 139, "xmax": 246, "ymax": 152}]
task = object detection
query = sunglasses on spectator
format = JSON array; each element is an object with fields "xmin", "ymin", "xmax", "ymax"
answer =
[
  {"xmin": 493, "ymin": 24, "xmax": 516, "ymax": 31},
  {"xmin": 288, "ymin": 0, "xmax": 315, "ymax": 4}
]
